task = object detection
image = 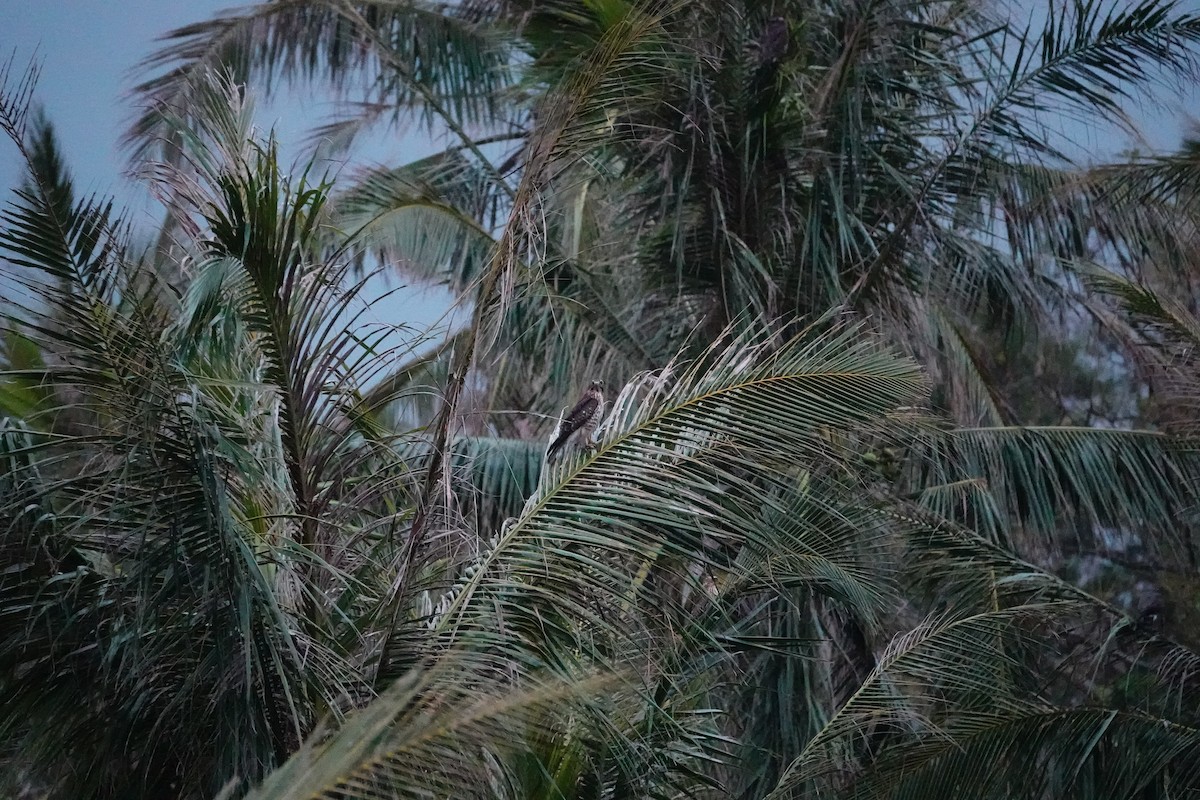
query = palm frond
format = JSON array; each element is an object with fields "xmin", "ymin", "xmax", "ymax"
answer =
[
  {"xmin": 126, "ymin": 0, "xmax": 517, "ymax": 164},
  {"xmin": 768, "ymin": 595, "xmax": 1200, "ymax": 799},
  {"xmin": 0, "ymin": 140, "xmax": 327, "ymax": 796},
  {"xmin": 1086, "ymin": 268, "xmax": 1200, "ymax": 434},
  {"xmin": 908, "ymin": 424, "xmax": 1200, "ymax": 557},
  {"xmin": 437, "ymin": 321, "xmax": 924, "ymax": 673},
  {"xmin": 331, "ymin": 150, "xmax": 501, "ymax": 289},
  {"xmin": 240, "ymin": 665, "xmax": 622, "ymax": 800}
]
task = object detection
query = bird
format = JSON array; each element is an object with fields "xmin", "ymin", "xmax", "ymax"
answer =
[
  {"xmin": 755, "ymin": 15, "xmax": 789, "ymax": 67},
  {"xmin": 545, "ymin": 380, "xmax": 606, "ymax": 462},
  {"xmin": 749, "ymin": 15, "xmax": 789, "ymax": 115}
]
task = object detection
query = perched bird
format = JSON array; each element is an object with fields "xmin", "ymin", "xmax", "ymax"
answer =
[
  {"xmin": 546, "ymin": 380, "xmax": 606, "ymax": 462},
  {"xmin": 749, "ymin": 15, "xmax": 790, "ymax": 116},
  {"xmin": 755, "ymin": 15, "xmax": 790, "ymax": 67}
]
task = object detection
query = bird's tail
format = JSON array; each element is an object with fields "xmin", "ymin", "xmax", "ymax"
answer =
[{"xmin": 544, "ymin": 408, "xmax": 567, "ymax": 462}]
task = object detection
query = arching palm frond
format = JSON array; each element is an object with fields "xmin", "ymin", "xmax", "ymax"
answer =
[
  {"xmin": 126, "ymin": 0, "xmax": 517, "ymax": 164},
  {"xmin": 907, "ymin": 424, "xmax": 1200, "ymax": 558},
  {"xmin": 240, "ymin": 320, "xmax": 926, "ymax": 799},
  {"xmin": 237, "ymin": 665, "xmax": 623, "ymax": 800},
  {"xmin": 769, "ymin": 603, "xmax": 1200, "ymax": 800},
  {"xmin": 330, "ymin": 149, "xmax": 502, "ymax": 289},
  {"xmin": 437, "ymin": 321, "xmax": 923, "ymax": 669}
]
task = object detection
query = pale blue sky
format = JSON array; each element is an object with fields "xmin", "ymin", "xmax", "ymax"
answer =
[
  {"xmin": 0, "ymin": 0, "xmax": 454, "ymax": 332},
  {"xmin": 1, "ymin": 1, "xmax": 234, "ymax": 202}
]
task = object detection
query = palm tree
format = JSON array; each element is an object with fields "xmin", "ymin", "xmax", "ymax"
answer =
[
  {"xmin": 126, "ymin": 0, "xmax": 1200, "ymax": 424},
  {"xmin": 123, "ymin": 0, "xmax": 1200, "ymax": 582},
  {"xmin": 0, "ymin": 68, "xmax": 424, "ymax": 797},
  {"xmin": 4, "ymin": 0, "xmax": 1200, "ymax": 797}
]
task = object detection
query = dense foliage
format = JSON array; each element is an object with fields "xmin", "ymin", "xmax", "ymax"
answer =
[{"xmin": 5, "ymin": 0, "xmax": 1200, "ymax": 797}]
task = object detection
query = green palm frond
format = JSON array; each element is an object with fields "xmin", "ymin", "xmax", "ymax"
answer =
[
  {"xmin": 1088, "ymin": 267, "xmax": 1200, "ymax": 347},
  {"xmin": 1085, "ymin": 268, "xmax": 1200, "ymax": 434},
  {"xmin": 929, "ymin": 0, "xmax": 1200, "ymax": 171},
  {"xmin": 0, "ymin": 55, "xmax": 39, "ymax": 146},
  {"xmin": 448, "ymin": 435, "xmax": 545, "ymax": 532},
  {"xmin": 314, "ymin": 321, "xmax": 929, "ymax": 800},
  {"xmin": 153, "ymin": 73, "xmax": 430, "ymax": 558},
  {"xmin": 239, "ymin": 665, "xmax": 623, "ymax": 800},
  {"xmin": 770, "ymin": 604, "xmax": 1066, "ymax": 796},
  {"xmin": 908, "ymin": 424, "xmax": 1200, "ymax": 555},
  {"xmin": 768, "ymin": 600, "xmax": 1200, "ymax": 799},
  {"xmin": 1076, "ymin": 132, "xmax": 1200, "ymax": 231},
  {"xmin": 860, "ymin": 706, "xmax": 1200, "ymax": 800},
  {"xmin": 911, "ymin": 299, "xmax": 1007, "ymax": 426},
  {"xmin": 0, "ymin": 155, "xmax": 326, "ymax": 796},
  {"xmin": 0, "ymin": 72, "xmax": 434, "ymax": 797},
  {"xmin": 332, "ymin": 150, "xmax": 501, "ymax": 289},
  {"xmin": 1021, "ymin": 0, "xmax": 1200, "ymax": 121},
  {"xmin": 126, "ymin": 0, "xmax": 517, "ymax": 163},
  {"xmin": 392, "ymin": 434, "xmax": 544, "ymax": 533},
  {"xmin": 438, "ymin": 321, "xmax": 924, "ymax": 671}
]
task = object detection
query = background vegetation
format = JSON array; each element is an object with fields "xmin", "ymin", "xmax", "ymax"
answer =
[{"xmin": 5, "ymin": 0, "xmax": 1200, "ymax": 797}]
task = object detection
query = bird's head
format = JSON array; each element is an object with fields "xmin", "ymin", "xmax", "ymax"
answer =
[{"xmin": 589, "ymin": 380, "xmax": 604, "ymax": 392}]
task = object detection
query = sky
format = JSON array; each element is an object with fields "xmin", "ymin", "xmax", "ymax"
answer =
[
  {"xmin": 1, "ymin": 0, "xmax": 234, "ymax": 202},
  {"xmin": 0, "ymin": 0, "xmax": 453, "ymax": 333}
]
